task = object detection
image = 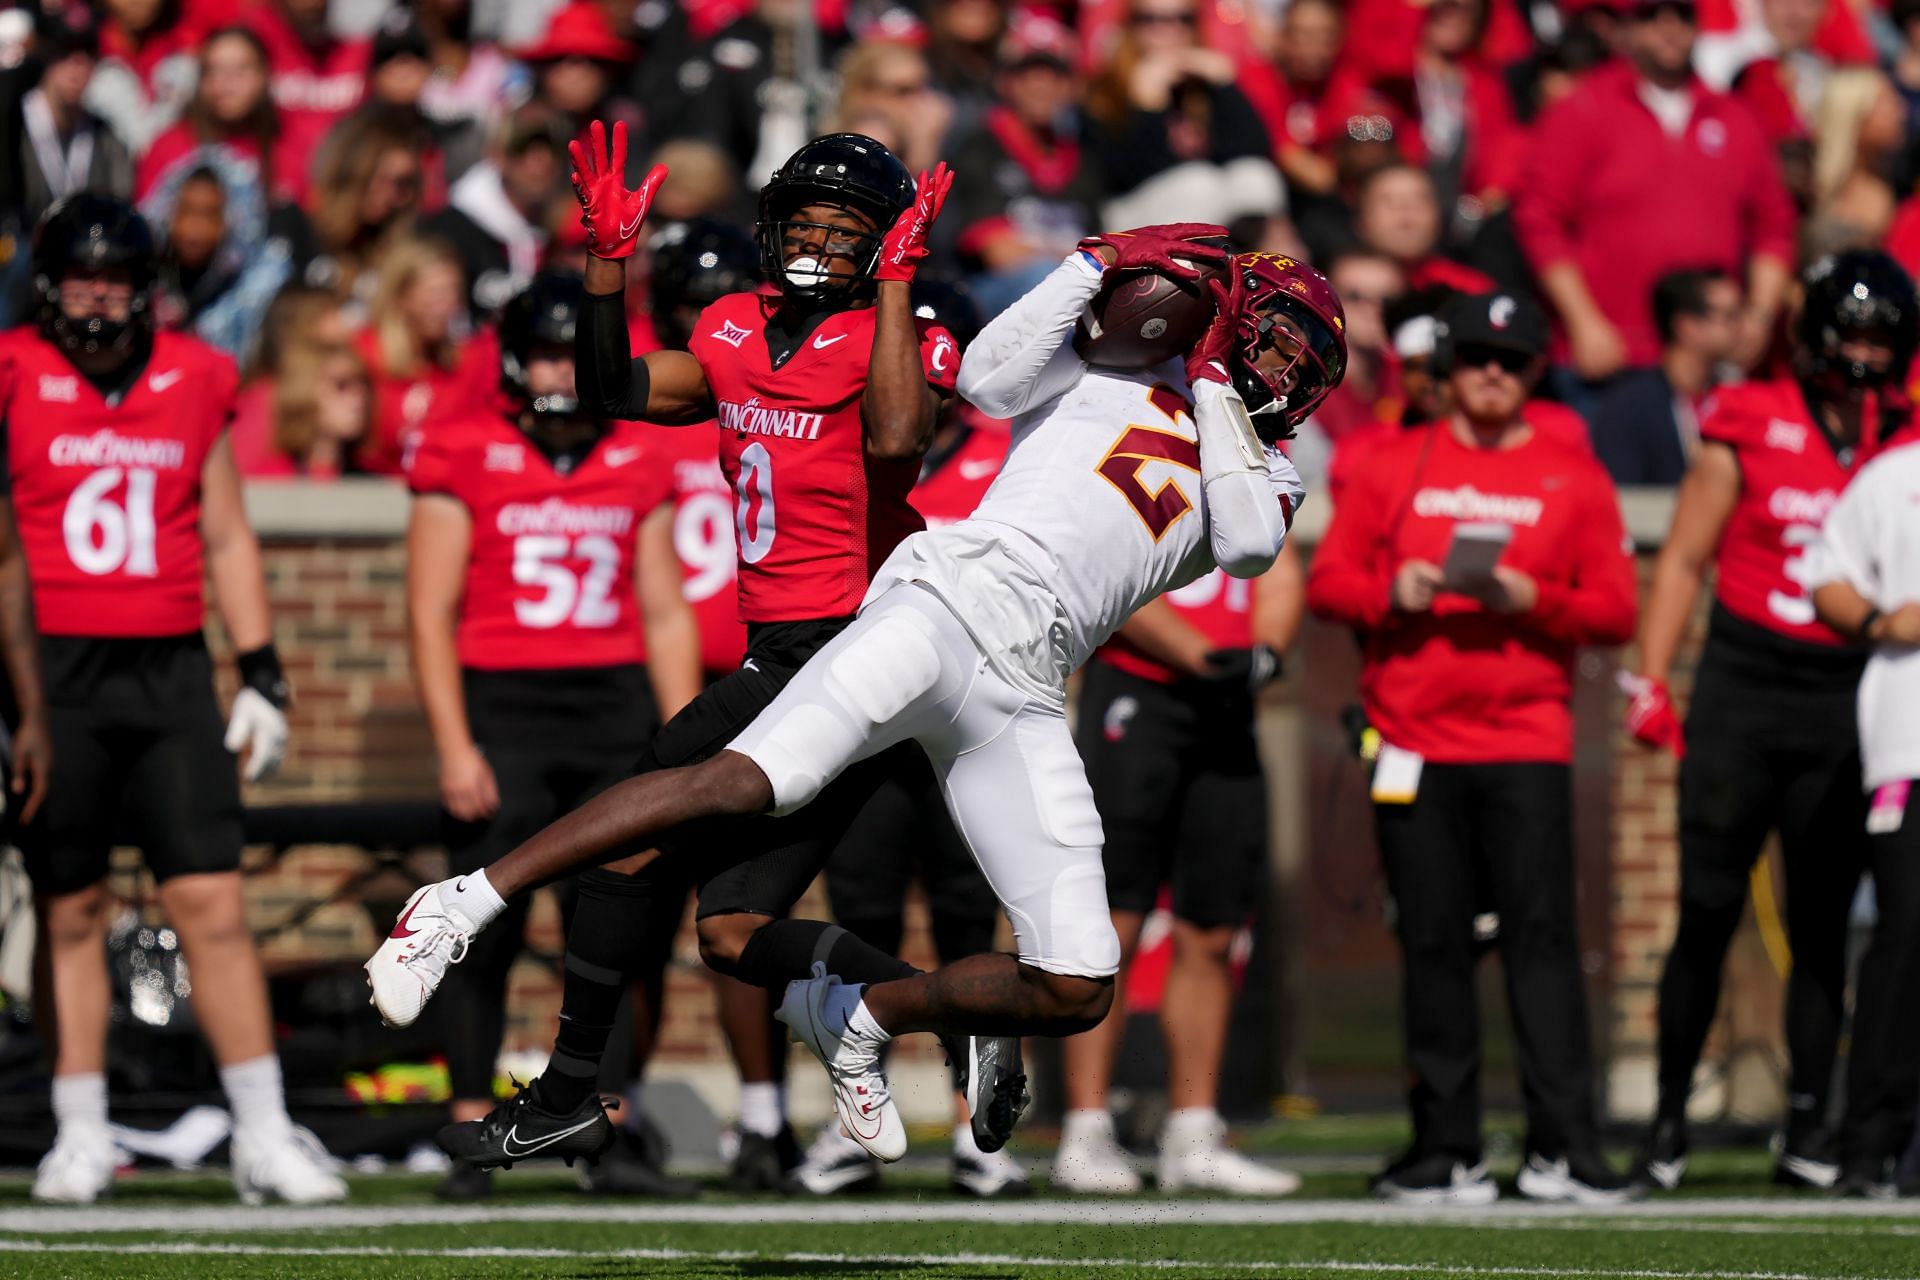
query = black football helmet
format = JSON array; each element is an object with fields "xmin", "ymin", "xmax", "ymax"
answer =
[
  {"xmin": 756, "ymin": 134, "xmax": 914, "ymax": 305},
  {"xmin": 910, "ymin": 275, "xmax": 983, "ymax": 356},
  {"xmin": 500, "ymin": 270, "xmax": 586, "ymax": 422},
  {"xmin": 1797, "ymin": 250, "xmax": 1920, "ymax": 391},
  {"xmin": 649, "ymin": 217, "xmax": 760, "ymax": 348},
  {"xmin": 34, "ymin": 193, "xmax": 157, "ymax": 359}
]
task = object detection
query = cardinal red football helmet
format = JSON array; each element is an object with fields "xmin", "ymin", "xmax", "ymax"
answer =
[{"xmin": 1226, "ymin": 252, "xmax": 1347, "ymax": 434}]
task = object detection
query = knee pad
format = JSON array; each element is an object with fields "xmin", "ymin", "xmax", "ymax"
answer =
[{"xmin": 1007, "ymin": 859, "xmax": 1120, "ymax": 979}]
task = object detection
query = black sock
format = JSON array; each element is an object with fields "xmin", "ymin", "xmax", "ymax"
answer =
[
  {"xmin": 733, "ymin": 919, "xmax": 919, "ymax": 991},
  {"xmin": 533, "ymin": 869, "xmax": 665, "ymax": 1114}
]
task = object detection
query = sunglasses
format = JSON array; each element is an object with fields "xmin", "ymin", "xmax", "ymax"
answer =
[
  {"xmin": 1453, "ymin": 343, "xmax": 1533, "ymax": 375},
  {"xmin": 1131, "ymin": 10, "xmax": 1197, "ymax": 26},
  {"xmin": 1628, "ymin": 1, "xmax": 1697, "ymax": 22}
]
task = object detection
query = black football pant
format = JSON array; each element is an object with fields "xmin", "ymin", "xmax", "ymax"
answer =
[
  {"xmin": 1375, "ymin": 762, "xmax": 1597, "ymax": 1163},
  {"xmin": 1655, "ymin": 650, "xmax": 1866, "ymax": 1132},
  {"xmin": 1839, "ymin": 783, "xmax": 1920, "ymax": 1178}
]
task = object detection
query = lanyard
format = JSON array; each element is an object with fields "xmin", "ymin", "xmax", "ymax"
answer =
[{"xmin": 22, "ymin": 90, "xmax": 94, "ymax": 199}]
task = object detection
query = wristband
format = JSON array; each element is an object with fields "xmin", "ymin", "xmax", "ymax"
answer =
[
  {"xmin": 237, "ymin": 644, "xmax": 291, "ymax": 710},
  {"xmin": 1859, "ymin": 608, "xmax": 1883, "ymax": 643}
]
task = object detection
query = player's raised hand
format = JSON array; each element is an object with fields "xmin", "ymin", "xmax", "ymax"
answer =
[
  {"xmin": 568, "ymin": 120, "xmax": 666, "ymax": 261},
  {"xmin": 1079, "ymin": 224, "xmax": 1230, "ymax": 279},
  {"xmin": 1187, "ymin": 267, "xmax": 1250, "ymax": 388},
  {"xmin": 875, "ymin": 162, "xmax": 954, "ymax": 283}
]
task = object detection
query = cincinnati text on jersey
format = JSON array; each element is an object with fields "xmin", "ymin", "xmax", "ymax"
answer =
[
  {"xmin": 49, "ymin": 430, "xmax": 189, "ymax": 471},
  {"xmin": 717, "ymin": 396, "xmax": 827, "ymax": 441},
  {"xmin": 1767, "ymin": 486, "xmax": 1839, "ymax": 525},
  {"xmin": 495, "ymin": 499, "xmax": 638, "ymax": 538},
  {"xmin": 1411, "ymin": 484, "xmax": 1546, "ymax": 526}
]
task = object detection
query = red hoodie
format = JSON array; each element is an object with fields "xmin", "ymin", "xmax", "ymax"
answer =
[{"xmin": 1307, "ymin": 422, "xmax": 1637, "ymax": 764}]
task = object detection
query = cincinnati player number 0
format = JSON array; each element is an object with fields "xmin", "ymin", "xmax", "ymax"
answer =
[
  {"xmin": 64, "ymin": 466, "xmax": 159, "ymax": 577},
  {"xmin": 735, "ymin": 442, "xmax": 776, "ymax": 564}
]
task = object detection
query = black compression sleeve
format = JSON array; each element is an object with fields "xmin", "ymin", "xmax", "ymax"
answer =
[{"xmin": 578, "ymin": 289, "xmax": 653, "ymax": 419}]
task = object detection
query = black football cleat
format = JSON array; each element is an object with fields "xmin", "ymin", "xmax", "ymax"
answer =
[
  {"xmin": 576, "ymin": 1127, "xmax": 698, "ymax": 1197},
  {"xmin": 944, "ymin": 1034, "xmax": 1031, "ymax": 1155},
  {"xmin": 433, "ymin": 1161, "xmax": 493, "ymax": 1201},
  {"xmin": 1630, "ymin": 1117, "xmax": 1689, "ymax": 1192},
  {"xmin": 1774, "ymin": 1115, "xmax": 1840, "ymax": 1189},
  {"xmin": 729, "ymin": 1124, "xmax": 802, "ymax": 1192},
  {"xmin": 436, "ymin": 1078, "xmax": 616, "ymax": 1171}
]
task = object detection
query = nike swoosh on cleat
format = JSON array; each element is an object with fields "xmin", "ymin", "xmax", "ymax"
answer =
[
  {"xmin": 390, "ymin": 897, "xmax": 426, "ymax": 939},
  {"xmin": 500, "ymin": 1117, "xmax": 603, "ymax": 1159}
]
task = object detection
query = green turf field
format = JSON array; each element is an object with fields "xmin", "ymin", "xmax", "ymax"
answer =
[{"xmin": 2, "ymin": 1120, "xmax": 1915, "ymax": 1279}]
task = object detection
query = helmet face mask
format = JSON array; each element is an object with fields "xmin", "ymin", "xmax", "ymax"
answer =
[
  {"xmin": 1225, "ymin": 254, "xmax": 1348, "ymax": 439},
  {"xmin": 648, "ymin": 217, "xmax": 760, "ymax": 349},
  {"xmin": 500, "ymin": 271, "xmax": 591, "ymax": 442},
  {"xmin": 1797, "ymin": 250, "xmax": 1920, "ymax": 395},
  {"xmin": 755, "ymin": 134, "xmax": 914, "ymax": 307},
  {"xmin": 34, "ymin": 194, "xmax": 157, "ymax": 364}
]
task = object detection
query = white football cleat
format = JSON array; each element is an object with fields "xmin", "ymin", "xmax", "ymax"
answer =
[
  {"xmin": 32, "ymin": 1128, "xmax": 120, "ymax": 1204},
  {"xmin": 364, "ymin": 881, "xmax": 478, "ymax": 1028},
  {"xmin": 1050, "ymin": 1114, "xmax": 1142, "ymax": 1195},
  {"xmin": 776, "ymin": 964, "xmax": 906, "ymax": 1162},
  {"xmin": 1156, "ymin": 1112, "xmax": 1301, "ymax": 1196},
  {"xmin": 789, "ymin": 1124, "xmax": 882, "ymax": 1195},
  {"xmin": 231, "ymin": 1124, "xmax": 349, "ymax": 1205}
]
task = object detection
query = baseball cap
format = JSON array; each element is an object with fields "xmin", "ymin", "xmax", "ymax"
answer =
[
  {"xmin": 1438, "ymin": 291, "xmax": 1548, "ymax": 360},
  {"xmin": 371, "ymin": 12, "xmax": 431, "ymax": 68},
  {"xmin": 999, "ymin": 13, "xmax": 1075, "ymax": 70}
]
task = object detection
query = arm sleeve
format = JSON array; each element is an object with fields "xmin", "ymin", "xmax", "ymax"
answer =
[
  {"xmin": 955, "ymin": 252, "xmax": 1102, "ymax": 418},
  {"xmin": 1804, "ymin": 470, "xmax": 1881, "ymax": 599},
  {"xmin": 1192, "ymin": 378, "xmax": 1294, "ymax": 578},
  {"xmin": 1305, "ymin": 458, "xmax": 1396, "ymax": 630},
  {"xmin": 1525, "ymin": 469, "xmax": 1640, "ymax": 646},
  {"xmin": 577, "ymin": 289, "xmax": 654, "ymax": 420}
]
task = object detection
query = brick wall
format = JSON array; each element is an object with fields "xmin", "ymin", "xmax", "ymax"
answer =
[{"xmin": 152, "ymin": 484, "xmax": 1793, "ymax": 1119}]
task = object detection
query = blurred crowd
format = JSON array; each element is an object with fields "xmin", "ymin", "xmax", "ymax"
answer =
[{"xmin": 7, "ymin": 0, "xmax": 1920, "ymax": 490}]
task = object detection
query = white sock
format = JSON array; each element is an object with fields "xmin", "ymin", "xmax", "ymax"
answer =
[
  {"xmin": 219, "ymin": 1055, "xmax": 293, "ymax": 1138},
  {"xmin": 738, "ymin": 1082, "xmax": 785, "ymax": 1138},
  {"xmin": 52, "ymin": 1073, "xmax": 108, "ymax": 1135},
  {"xmin": 823, "ymin": 983, "xmax": 892, "ymax": 1044},
  {"xmin": 1061, "ymin": 1108, "xmax": 1114, "ymax": 1144},
  {"xmin": 444, "ymin": 870, "xmax": 506, "ymax": 929}
]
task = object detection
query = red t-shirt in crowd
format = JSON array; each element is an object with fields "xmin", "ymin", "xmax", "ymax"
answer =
[
  {"xmin": 1514, "ymin": 62, "xmax": 1795, "ymax": 367},
  {"xmin": 1306, "ymin": 423, "xmax": 1637, "ymax": 764},
  {"xmin": 0, "ymin": 330, "xmax": 237, "ymax": 637},
  {"xmin": 1699, "ymin": 379, "xmax": 1894, "ymax": 648},
  {"xmin": 237, "ymin": 0, "xmax": 369, "ymax": 172},
  {"xmin": 406, "ymin": 415, "xmax": 674, "ymax": 671},
  {"xmin": 356, "ymin": 327, "xmax": 500, "ymax": 476},
  {"xmin": 684, "ymin": 293, "xmax": 956, "ymax": 622}
]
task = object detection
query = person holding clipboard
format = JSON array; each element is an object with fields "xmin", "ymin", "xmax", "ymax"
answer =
[{"xmin": 1307, "ymin": 291, "xmax": 1639, "ymax": 1205}]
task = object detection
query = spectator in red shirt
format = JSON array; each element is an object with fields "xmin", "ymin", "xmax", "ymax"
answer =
[
  {"xmin": 353, "ymin": 237, "xmax": 494, "ymax": 475},
  {"xmin": 1406, "ymin": 0, "xmax": 1526, "ymax": 216},
  {"xmin": 230, "ymin": 286, "xmax": 371, "ymax": 479},
  {"xmin": 1354, "ymin": 163, "xmax": 1496, "ymax": 294},
  {"xmin": 1299, "ymin": 249, "xmax": 1407, "ymax": 471},
  {"xmin": 518, "ymin": 2, "xmax": 640, "ymax": 144},
  {"xmin": 238, "ymin": 0, "xmax": 369, "ymax": 171},
  {"xmin": 284, "ymin": 106, "xmax": 424, "ymax": 310},
  {"xmin": 1515, "ymin": 0, "xmax": 1794, "ymax": 423},
  {"xmin": 89, "ymin": 0, "xmax": 225, "ymax": 155},
  {"xmin": 1257, "ymin": 0, "xmax": 1345, "ymax": 201},
  {"xmin": 137, "ymin": 27, "xmax": 300, "ymax": 207},
  {"xmin": 1307, "ymin": 290, "xmax": 1638, "ymax": 1206}
]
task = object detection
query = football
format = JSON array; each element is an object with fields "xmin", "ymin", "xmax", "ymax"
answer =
[{"xmin": 1073, "ymin": 259, "xmax": 1224, "ymax": 370}]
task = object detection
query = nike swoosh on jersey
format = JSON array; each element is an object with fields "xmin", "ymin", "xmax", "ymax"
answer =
[
  {"xmin": 500, "ymin": 1116, "xmax": 603, "ymax": 1159},
  {"xmin": 812, "ymin": 333, "xmax": 848, "ymax": 349},
  {"xmin": 604, "ymin": 447, "xmax": 643, "ymax": 467},
  {"xmin": 959, "ymin": 460, "xmax": 997, "ymax": 480},
  {"xmin": 148, "ymin": 369, "xmax": 185, "ymax": 393}
]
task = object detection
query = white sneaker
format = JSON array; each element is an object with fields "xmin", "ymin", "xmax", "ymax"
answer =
[
  {"xmin": 789, "ymin": 1125, "xmax": 881, "ymax": 1195},
  {"xmin": 32, "ymin": 1128, "xmax": 120, "ymax": 1204},
  {"xmin": 1157, "ymin": 1114, "xmax": 1301, "ymax": 1197},
  {"xmin": 953, "ymin": 1141, "xmax": 1031, "ymax": 1198},
  {"xmin": 364, "ymin": 881, "xmax": 478, "ymax": 1028},
  {"xmin": 231, "ymin": 1124, "xmax": 349, "ymax": 1205},
  {"xmin": 1050, "ymin": 1115, "xmax": 1143, "ymax": 1194},
  {"xmin": 775, "ymin": 964, "xmax": 906, "ymax": 1162}
]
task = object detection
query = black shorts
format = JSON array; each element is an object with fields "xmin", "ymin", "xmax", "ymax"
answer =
[
  {"xmin": 445, "ymin": 665, "xmax": 661, "ymax": 873},
  {"xmin": 1076, "ymin": 660, "xmax": 1267, "ymax": 928},
  {"xmin": 19, "ymin": 634, "xmax": 243, "ymax": 896},
  {"xmin": 624, "ymin": 617, "xmax": 912, "ymax": 920}
]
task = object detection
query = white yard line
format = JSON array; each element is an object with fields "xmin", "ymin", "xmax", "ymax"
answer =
[
  {"xmin": 0, "ymin": 1238, "xmax": 1895, "ymax": 1280},
  {"xmin": 2, "ymin": 1198, "xmax": 1918, "ymax": 1235}
]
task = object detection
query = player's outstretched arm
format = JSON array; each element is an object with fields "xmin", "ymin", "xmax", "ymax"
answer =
[
  {"xmin": 864, "ymin": 163, "xmax": 954, "ymax": 459},
  {"xmin": 955, "ymin": 250, "xmax": 1103, "ymax": 418}
]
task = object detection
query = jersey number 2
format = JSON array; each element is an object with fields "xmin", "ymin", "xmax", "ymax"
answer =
[
  {"xmin": 65, "ymin": 467, "xmax": 158, "ymax": 577},
  {"xmin": 1097, "ymin": 427, "xmax": 1201, "ymax": 539},
  {"xmin": 513, "ymin": 535, "xmax": 621, "ymax": 629}
]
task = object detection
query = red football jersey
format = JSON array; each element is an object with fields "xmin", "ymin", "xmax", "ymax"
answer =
[
  {"xmin": 1702, "ymin": 379, "xmax": 1889, "ymax": 647},
  {"xmin": 909, "ymin": 419, "xmax": 1008, "ymax": 528},
  {"xmin": 1, "ymin": 329, "xmax": 236, "ymax": 637},
  {"xmin": 638, "ymin": 422, "xmax": 748, "ymax": 676},
  {"xmin": 687, "ymin": 292, "xmax": 958, "ymax": 622},
  {"xmin": 407, "ymin": 415, "xmax": 674, "ymax": 671}
]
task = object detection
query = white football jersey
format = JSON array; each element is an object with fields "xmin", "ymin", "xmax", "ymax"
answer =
[{"xmin": 868, "ymin": 365, "xmax": 1304, "ymax": 703}]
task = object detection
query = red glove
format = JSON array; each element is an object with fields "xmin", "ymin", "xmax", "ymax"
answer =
[
  {"xmin": 1622, "ymin": 675, "xmax": 1685, "ymax": 757},
  {"xmin": 875, "ymin": 162, "xmax": 954, "ymax": 283},
  {"xmin": 1079, "ymin": 223, "xmax": 1230, "ymax": 281},
  {"xmin": 1187, "ymin": 271, "xmax": 1249, "ymax": 389},
  {"xmin": 568, "ymin": 120, "xmax": 666, "ymax": 261}
]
